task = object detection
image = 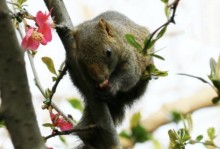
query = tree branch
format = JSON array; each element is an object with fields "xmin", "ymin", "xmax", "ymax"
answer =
[
  {"xmin": 143, "ymin": 0, "xmax": 180, "ymax": 54},
  {"xmin": 44, "ymin": 124, "xmax": 97, "ymax": 140},
  {"xmin": 141, "ymin": 88, "xmax": 217, "ymax": 132},
  {"xmin": 0, "ymin": 0, "xmax": 45, "ymax": 148},
  {"xmin": 49, "ymin": 64, "xmax": 68, "ymax": 103},
  {"xmin": 120, "ymin": 88, "xmax": 218, "ymax": 148},
  {"xmin": 43, "ymin": 1, "xmax": 121, "ymax": 148}
]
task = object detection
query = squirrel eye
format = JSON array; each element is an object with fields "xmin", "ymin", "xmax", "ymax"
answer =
[{"xmin": 106, "ymin": 48, "xmax": 112, "ymax": 57}]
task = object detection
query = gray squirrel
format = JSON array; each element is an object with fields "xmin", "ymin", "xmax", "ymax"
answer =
[{"xmin": 66, "ymin": 11, "xmax": 153, "ymax": 148}]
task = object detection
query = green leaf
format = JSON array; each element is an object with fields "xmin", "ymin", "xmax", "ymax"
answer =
[
  {"xmin": 45, "ymin": 88, "xmax": 52, "ymax": 99},
  {"xmin": 42, "ymin": 57, "xmax": 57, "ymax": 76},
  {"xmin": 161, "ymin": 0, "xmax": 169, "ymax": 3},
  {"xmin": 52, "ymin": 76, "xmax": 57, "ymax": 82},
  {"xmin": 130, "ymin": 112, "xmax": 141, "ymax": 128},
  {"xmin": 131, "ymin": 124, "xmax": 150, "ymax": 143},
  {"xmin": 149, "ymin": 53, "xmax": 165, "ymax": 60},
  {"xmin": 125, "ymin": 34, "xmax": 142, "ymax": 51},
  {"xmin": 144, "ymin": 38, "xmax": 156, "ymax": 53},
  {"xmin": 43, "ymin": 98, "xmax": 51, "ymax": 105},
  {"xmin": 18, "ymin": 0, "xmax": 27, "ymax": 5},
  {"xmin": 59, "ymin": 136, "xmax": 67, "ymax": 144},
  {"xmin": 207, "ymin": 127, "xmax": 215, "ymax": 141},
  {"xmin": 171, "ymin": 111, "xmax": 182, "ymax": 123},
  {"xmin": 195, "ymin": 135, "xmax": 203, "ymax": 142},
  {"xmin": 42, "ymin": 123, "xmax": 55, "ymax": 129},
  {"xmin": 68, "ymin": 98, "xmax": 83, "ymax": 112},
  {"xmin": 212, "ymin": 97, "xmax": 220, "ymax": 104},
  {"xmin": 168, "ymin": 129, "xmax": 179, "ymax": 143},
  {"xmin": 177, "ymin": 128, "xmax": 191, "ymax": 143},
  {"xmin": 119, "ymin": 131, "xmax": 131, "ymax": 139},
  {"xmin": 209, "ymin": 58, "xmax": 217, "ymax": 79},
  {"xmin": 164, "ymin": 5, "xmax": 171, "ymax": 19},
  {"xmin": 178, "ymin": 73, "xmax": 213, "ymax": 87},
  {"xmin": 156, "ymin": 27, "xmax": 167, "ymax": 40}
]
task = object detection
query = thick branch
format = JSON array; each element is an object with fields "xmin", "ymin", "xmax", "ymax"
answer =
[
  {"xmin": 0, "ymin": 1, "xmax": 45, "ymax": 149},
  {"xmin": 142, "ymin": 88, "xmax": 218, "ymax": 132},
  {"xmin": 43, "ymin": 1, "xmax": 121, "ymax": 148},
  {"xmin": 120, "ymin": 88, "xmax": 218, "ymax": 148}
]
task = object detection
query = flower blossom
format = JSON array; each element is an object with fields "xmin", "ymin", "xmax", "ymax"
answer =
[
  {"xmin": 50, "ymin": 112, "xmax": 73, "ymax": 131},
  {"xmin": 21, "ymin": 9, "xmax": 53, "ymax": 50},
  {"xmin": 21, "ymin": 27, "xmax": 43, "ymax": 50},
  {"xmin": 35, "ymin": 9, "xmax": 53, "ymax": 44}
]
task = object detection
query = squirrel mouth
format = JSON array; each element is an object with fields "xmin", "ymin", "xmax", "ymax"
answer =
[{"xmin": 99, "ymin": 79, "xmax": 109, "ymax": 89}]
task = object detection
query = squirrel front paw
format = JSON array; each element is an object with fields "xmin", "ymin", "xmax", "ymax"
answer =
[{"xmin": 94, "ymin": 79, "xmax": 116, "ymax": 102}]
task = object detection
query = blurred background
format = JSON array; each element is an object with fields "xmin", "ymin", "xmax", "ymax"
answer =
[{"xmin": 1, "ymin": 0, "xmax": 220, "ymax": 148}]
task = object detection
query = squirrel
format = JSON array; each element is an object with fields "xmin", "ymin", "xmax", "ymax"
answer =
[{"xmin": 66, "ymin": 11, "xmax": 153, "ymax": 148}]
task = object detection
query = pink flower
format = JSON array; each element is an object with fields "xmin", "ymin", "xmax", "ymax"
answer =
[
  {"xmin": 50, "ymin": 112, "xmax": 74, "ymax": 131},
  {"xmin": 21, "ymin": 9, "xmax": 53, "ymax": 50},
  {"xmin": 35, "ymin": 9, "xmax": 53, "ymax": 43},
  {"xmin": 21, "ymin": 27, "xmax": 43, "ymax": 50}
]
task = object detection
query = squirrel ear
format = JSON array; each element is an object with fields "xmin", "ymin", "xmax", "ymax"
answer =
[{"xmin": 98, "ymin": 18, "xmax": 114, "ymax": 37}]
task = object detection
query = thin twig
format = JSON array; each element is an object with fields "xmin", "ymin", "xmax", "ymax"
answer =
[
  {"xmin": 143, "ymin": 0, "xmax": 180, "ymax": 53},
  {"xmin": 16, "ymin": 21, "xmax": 75, "ymax": 125},
  {"xmin": 44, "ymin": 124, "xmax": 97, "ymax": 140},
  {"xmin": 49, "ymin": 64, "xmax": 68, "ymax": 103}
]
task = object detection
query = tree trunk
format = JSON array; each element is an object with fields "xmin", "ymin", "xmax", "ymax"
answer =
[{"xmin": 0, "ymin": 1, "xmax": 45, "ymax": 149}]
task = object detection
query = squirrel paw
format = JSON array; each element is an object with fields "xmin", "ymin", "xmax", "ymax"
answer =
[{"xmin": 94, "ymin": 87, "xmax": 114, "ymax": 102}]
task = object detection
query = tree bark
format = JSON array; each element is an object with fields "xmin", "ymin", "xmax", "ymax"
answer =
[{"xmin": 0, "ymin": 1, "xmax": 45, "ymax": 149}]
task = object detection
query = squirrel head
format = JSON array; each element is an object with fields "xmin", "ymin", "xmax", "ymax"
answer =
[{"xmin": 73, "ymin": 18, "xmax": 119, "ymax": 86}]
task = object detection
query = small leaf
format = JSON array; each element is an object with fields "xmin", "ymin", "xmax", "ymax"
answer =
[
  {"xmin": 119, "ymin": 131, "xmax": 131, "ymax": 139},
  {"xmin": 209, "ymin": 58, "xmax": 217, "ymax": 79},
  {"xmin": 195, "ymin": 135, "xmax": 203, "ymax": 142},
  {"xmin": 125, "ymin": 34, "xmax": 142, "ymax": 51},
  {"xmin": 156, "ymin": 27, "xmax": 167, "ymax": 40},
  {"xmin": 43, "ymin": 98, "xmax": 51, "ymax": 105},
  {"xmin": 131, "ymin": 124, "xmax": 150, "ymax": 143},
  {"xmin": 42, "ymin": 57, "xmax": 57, "ymax": 76},
  {"xmin": 144, "ymin": 38, "xmax": 156, "ymax": 53},
  {"xmin": 207, "ymin": 127, "xmax": 215, "ymax": 141},
  {"xmin": 212, "ymin": 97, "xmax": 220, "ymax": 104},
  {"xmin": 164, "ymin": 5, "xmax": 171, "ymax": 19},
  {"xmin": 68, "ymin": 98, "xmax": 83, "ymax": 112},
  {"xmin": 42, "ymin": 123, "xmax": 55, "ymax": 129},
  {"xmin": 161, "ymin": 0, "xmax": 169, "ymax": 3},
  {"xmin": 177, "ymin": 128, "xmax": 191, "ymax": 143},
  {"xmin": 45, "ymin": 88, "xmax": 52, "ymax": 99},
  {"xmin": 171, "ymin": 111, "xmax": 182, "ymax": 123},
  {"xmin": 178, "ymin": 73, "xmax": 213, "ymax": 87},
  {"xmin": 59, "ymin": 135, "xmax": 67, "ymax": 144},
  {"xmin": 18, "ymin": 0, "xmax": 27, "ymax": 5},
  {"xmin": 168, "ymin": 129, "xmax": 179, "ymax": 142},
  {"xmin": 52, "ymin": 76, "xmax": 57, "ymax": 82},
  {"xmin": 130, "ymin": 112, "xmax": 141, "ymax": 128},
  {"xmin": 149, "ymin": 53, "xmax": 165, "ymax": 60}
]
